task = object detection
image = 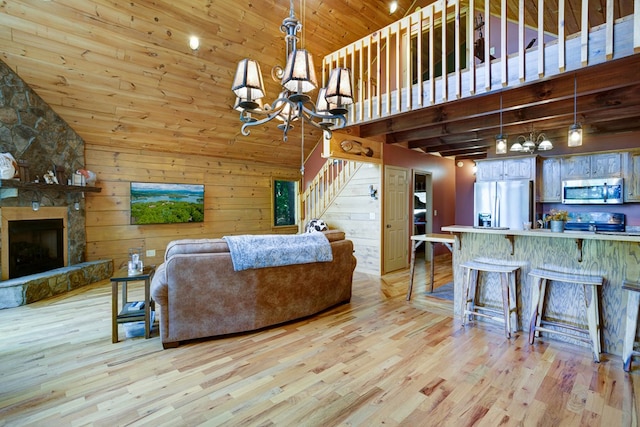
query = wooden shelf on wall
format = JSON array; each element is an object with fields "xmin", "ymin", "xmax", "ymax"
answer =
[{"xmin": 0, "ymin": 179, "xmax": 101, "ymax": 193}]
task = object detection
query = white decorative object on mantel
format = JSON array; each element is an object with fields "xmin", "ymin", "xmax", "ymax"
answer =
[{"xmin": 0, "ymin": 153, "xmax": 17, "ymax": 179}]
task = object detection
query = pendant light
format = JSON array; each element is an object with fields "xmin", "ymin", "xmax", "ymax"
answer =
[
  {"xmin": 568, "ymin": 74, "xmax": 582, "ymax": 147},
  {"xmin": 495, "ymin": 94, "xmax": 507, "ymax": 154}
]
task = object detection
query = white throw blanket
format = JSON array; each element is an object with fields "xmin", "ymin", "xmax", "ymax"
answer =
[{"xmin": 223, "ymin": 233, "xmax": 333, "ymax": 271}]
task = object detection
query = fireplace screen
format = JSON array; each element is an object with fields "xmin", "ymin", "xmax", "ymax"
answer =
[{"xmin": 8, "ymin": 219, "xmax": 64, "ymax": 279}]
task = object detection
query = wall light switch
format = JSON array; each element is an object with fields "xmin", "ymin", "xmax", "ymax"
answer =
[
  {"xmin": 146, "ymin": 249, "xmax": 156, "ymax": 257},
  {"xmin": 434, "ymin": 210, "xmax": 438, "ymax": 216},
  {"xmin": 369, "ymin": 212, "xmax": 375, "ymax": 220},
  {"xmin": 490, "ymin": 46, "xmax": 495, "ymax": 55}
]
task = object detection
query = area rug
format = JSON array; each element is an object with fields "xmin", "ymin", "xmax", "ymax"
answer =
[{"xmin": 427, "ymin": 281, "xmax": 454, "ymax": 301}]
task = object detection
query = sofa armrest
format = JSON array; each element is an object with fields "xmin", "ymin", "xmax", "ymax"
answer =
[
  {"xmin": 322, "ymin": 230, "xmax": 345, "ymax": 242},
  {"xmin": 164, "ymin": 238, "xmax": 229, "ymax": 261},
  {"xmin": 150, "ymin": 262, "xmax": 168, "ymax": 306}
]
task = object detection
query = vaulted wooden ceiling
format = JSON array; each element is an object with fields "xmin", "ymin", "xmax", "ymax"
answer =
[{"xmin": 0, "ymin": 1, "xmax": 636, "ymax": 168}]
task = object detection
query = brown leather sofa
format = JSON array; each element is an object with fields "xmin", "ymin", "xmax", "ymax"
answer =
[{"xmin": 150, "ymin": 230, "xmax": 356, "ymax": 348}]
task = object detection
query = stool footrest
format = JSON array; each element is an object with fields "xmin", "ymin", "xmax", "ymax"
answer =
[
  {"xmin": 535, "ymin": 320, "xmax": 592, "ymax": 344},
  {"xmin": 622, "ymin": 280, "xmax": 640, "ymax": 292},
  {"xmin": 465, "ymin": 309, "xmax": 506, "ymax": 324},
  {"xmin": 534, "ymin": 325, "xmax": 592, "ymax": 346}
]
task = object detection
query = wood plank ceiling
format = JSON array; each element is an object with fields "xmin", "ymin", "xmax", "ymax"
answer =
[{"xmin": 0, "ymin": 0, "xmax": 635, "ymax": 168}]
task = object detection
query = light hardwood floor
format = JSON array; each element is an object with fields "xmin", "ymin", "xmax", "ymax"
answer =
[{"xmin": 1, "ymin": 253, "xmax": 638, "ymax": 426}]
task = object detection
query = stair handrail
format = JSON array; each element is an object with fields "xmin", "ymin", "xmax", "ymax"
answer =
[{"xmin": 302, "ymin": 158, "xmax": 361, "ymax": 224}]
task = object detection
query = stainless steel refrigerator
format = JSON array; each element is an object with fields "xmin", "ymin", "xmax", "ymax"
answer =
[{"xmin": 473, "ymin": 180, "xmax": 533, "ymax": 229}]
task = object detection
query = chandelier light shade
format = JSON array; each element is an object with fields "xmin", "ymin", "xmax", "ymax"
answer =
[
  {"xmin": 510, "ymin": 131, "xmax": 552, "ymax": 153},
  {"xmin": 232, "ymin": 59, "xmax": 265, "ymax": 110},
  {"xmin": 325, "ymin": 68, "xmax": 353, "ymax": 114},
  {"xmin": 231, "ymin": 0, "xmax": 352, "ymax": 143},
  {"xmin": 315, "ymin": 87, "xmax": 331, "ymax": 115},
  {"xmin": 281, "ymin": 49, "xmax": 318, "ymax": 97}
]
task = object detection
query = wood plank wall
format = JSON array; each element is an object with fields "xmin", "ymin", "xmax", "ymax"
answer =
[
  {"xmin": 84, "ymin": 145, "xmax": 300, "ymax": 269},
  {"xmin": 321, "ymin": 164, "xmax": 382, "ymax": 275}
]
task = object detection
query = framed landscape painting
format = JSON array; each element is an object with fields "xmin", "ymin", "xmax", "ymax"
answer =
[{"xmin": 130, "ymin": 182, "xmax": 205, "ymax": 225}]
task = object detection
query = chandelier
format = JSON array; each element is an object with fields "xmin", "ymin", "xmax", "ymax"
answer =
[
  {"xmin": 510, "ymin": 131, "xmax": 553, "ymax": 153},
  {"xmin": 231, "ymin": 0, "xmax": 354, "ymax": 142}
]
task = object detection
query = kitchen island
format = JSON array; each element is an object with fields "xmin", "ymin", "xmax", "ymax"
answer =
[{"xmin": 440, "ymin": 225, "xmax": 640, "ymax": 357}]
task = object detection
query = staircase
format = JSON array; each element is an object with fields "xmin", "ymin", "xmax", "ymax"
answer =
[{"xmin": 302, "ymin": 159, "xmax": 361, "ymax": 225}]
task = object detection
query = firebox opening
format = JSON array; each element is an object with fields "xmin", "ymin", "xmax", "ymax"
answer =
[{"xmin": 8, "ymin": 219, "xmax": 64, "ymax": 279}]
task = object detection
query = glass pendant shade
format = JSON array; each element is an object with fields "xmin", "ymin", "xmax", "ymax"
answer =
[
  {"xmin": 281, "ymin": 49, "xmax": 318, "ymax": 95},
  {"xmin": 538, "ymin": 136, "xmax": 553, "ymax": 150},
  {"xmin": 510, "ymin": 141, "xmax": 523, "ymax": 152},
  {"xmin": 325, "ymin": 68, "xmax": 354, "ymax": 113},
  {"xmin": 495, "ymin": 134, "xmax": 508, "ymax": 154},
  {"xmin": 568, "ymin": 123, "xmax": 583, "ymax": 147},
  {"xmin": 510, "ymin": 132, "xmax": 552, "ymax": 152},
  {"xmin": 232, "ymin": 59, "xmax": 265, "ymax": 109}
]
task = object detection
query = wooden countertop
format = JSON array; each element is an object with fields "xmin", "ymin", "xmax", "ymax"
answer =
[
  {"xmin": 410, "ymin": 233, "xmax": 456, "ymax": 244},
  {"xmin": 441, "ymin": 225, "xmax": 640, "ymax": 243}
]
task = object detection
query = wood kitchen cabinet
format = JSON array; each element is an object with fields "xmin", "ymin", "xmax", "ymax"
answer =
[
  {"xmin": 560, "ymin": 155, "xmax": 590, "ymax": 179},
  {"xmin": 624, "ymin": 152, "xmax": 640, "ymax": 202},
  {"xmin": 591, "ymin": 153, "xmax": 623, "ymax": 177},
  {"xmin": 561, "ymin": 153, "xmax": 623, "ymax": 180},
  {"xmin": 537, "ymin": 157, "xmax": 561, "ymax": 202},
  {"xmin": 476, "ymin": 156, "xmax": 535, "ymax": 181}
]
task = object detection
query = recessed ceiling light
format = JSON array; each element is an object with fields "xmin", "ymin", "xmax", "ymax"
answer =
[
  {"xmin": 389, "ymin": 1, "xmax": 398, "ymax": 14},
  {"xmin": 189, "ymin": 36, "xmax": 200, "ymax": 51}
]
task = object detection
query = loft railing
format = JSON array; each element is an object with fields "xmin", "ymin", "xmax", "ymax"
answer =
[{"xmin": 322, "ymin": 0, "xmax": 639, "ymax": 126}]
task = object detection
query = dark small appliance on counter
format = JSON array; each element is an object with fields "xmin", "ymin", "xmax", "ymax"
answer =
[
  {"xmin": 564, "ymin": 212, "xmax": 625, "ymax": 232},
  {"xmin": 477, "ymin": 213, "xmax": 492, "ymax": 227}
]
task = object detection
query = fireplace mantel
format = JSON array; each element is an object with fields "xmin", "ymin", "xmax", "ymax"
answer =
[
  {"xmin": 0, "ymin": 179, "xmax": 101, "ymax": 193},
  {"xmin": 0, "ymin": 207, "xmax": 69, "ymax": 281}
]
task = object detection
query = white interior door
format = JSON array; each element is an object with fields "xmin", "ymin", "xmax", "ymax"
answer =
[{"xmin": 384, "ymin": 166, "xmax": 409, "ymax": 273}]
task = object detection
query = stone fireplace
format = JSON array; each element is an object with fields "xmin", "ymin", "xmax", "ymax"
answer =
[
  {"xmin": 0, "ymin": 59, "xmax": 112, "ymax": 309},
  {"xmin": 0, "ymin": 58, "xmax": 87, "ymax": 277}
]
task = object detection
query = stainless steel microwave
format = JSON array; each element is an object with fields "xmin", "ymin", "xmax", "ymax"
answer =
[{"xmin": 562, "ymin": 178, "xmax": 624, "ymax": 204}]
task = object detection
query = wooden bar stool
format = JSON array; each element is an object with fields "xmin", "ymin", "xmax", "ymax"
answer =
[
  {"xmin": 622, "ymin": 280, "xmax": 640, "ymax": 372},
  {"xmin": 460, "ymin": 260, "xmax": 520, "ymax": 338},
  {"xmin": 528, "ymin": 268, "xmax": 603, "ymax": 362}
]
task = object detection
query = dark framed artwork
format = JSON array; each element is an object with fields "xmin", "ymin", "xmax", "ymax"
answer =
[{"xmin": 130, "ymin": 182, "xmax": 204, "ymax": 225}]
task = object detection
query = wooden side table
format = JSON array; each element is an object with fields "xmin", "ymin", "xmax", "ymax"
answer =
[
  {"xmin": 111, "ymin": 265, "xmax": 156, "ymax": 343},
  {"xmin": 407, "ymin": 233, "xmax": 455, "ymax": 300}
]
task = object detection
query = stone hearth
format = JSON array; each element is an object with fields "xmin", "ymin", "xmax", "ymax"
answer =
[{"xmin": 0, "ymin": 260, "xmax": 113, "ymax": 309}]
